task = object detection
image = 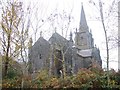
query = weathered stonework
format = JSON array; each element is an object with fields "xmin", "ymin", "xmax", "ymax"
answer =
[{"xmin": 28, "ymin": 4, "xmax": 102, "ymax": 76}]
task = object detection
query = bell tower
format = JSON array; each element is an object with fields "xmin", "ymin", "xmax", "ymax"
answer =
[{"xmin": 75, "ymin": 3, "xmax": 94, "ymax": 50}]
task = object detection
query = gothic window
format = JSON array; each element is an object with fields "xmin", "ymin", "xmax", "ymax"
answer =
[{"xmin": 39, "ymin": 54, "xmax": 42, "ymax": 59}]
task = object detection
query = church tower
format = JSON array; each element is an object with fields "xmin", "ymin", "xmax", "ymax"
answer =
[{"xmin": 75, "ymin": 3, "xmax": 94, "ymax": 50}]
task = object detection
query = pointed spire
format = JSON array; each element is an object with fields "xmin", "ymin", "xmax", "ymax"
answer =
[
  {"xmin": 79, "ymin": 3, "xmax": 88, "ymax": 31},
  {"xmin": 98, "ymin": 47, "xmax": 100, "ymax": 53},
  {"xmin": 70, "ymin": 31, "xmax": 73, "ymax": 42},
  {"xmin": 95, "ymin": 44, "xmax": 97, "ymax": 47},
  {"xmin": 76, "ymin": 28, "xmax": 78, "ymax": 33},
  {"xmin": 90, "ymin": 29, "xmax": 92, "ymax": 33},
  {"xmin": 90, "ymin": 29, "xmax": 93, "ymax": 36},
  {"xmin": 55, "ymin": 27, "xmax": 57, "ymax": 33}
]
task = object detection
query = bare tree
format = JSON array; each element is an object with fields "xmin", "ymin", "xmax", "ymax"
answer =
[
  {"xmin": 48, "ymin": 10, "xmax": 74, "ymax": 78},
  {"xmin": 29, "ymin": 2, "xmax": 46, "ymax": 42},
  {"xmin": 0, "ymin": 2, "xmax": 31, "ymax": 86},
  {"xmin": 89, "ymin": 0, "xmax": 117, "ymax": 86},
  {"xmin": 18, "ymin": 3, "xmax": 31, "ymax": 88},
  {"xmin": 98, "ymin": 0, "xmax": 110, "ymax": 86},
  {"xmin": 1, "ymin": 1, "xmax": 23, "ymax": 76}
]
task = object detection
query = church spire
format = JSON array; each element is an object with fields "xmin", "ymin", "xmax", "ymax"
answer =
[
  {"xmin": 70, "ymin": 31, "xmax": 73, "ymax": 42},
  {"xmin": 79, "ymin": 3, "xmax": 88, "ymax": 32}
]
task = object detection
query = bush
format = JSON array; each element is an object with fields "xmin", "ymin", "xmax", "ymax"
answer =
[
  {"xmin": 59, "ymin": 76, "xmax": 73, "ymax": 88},
  {"xmin": 114, "ymin": 70, "xmax": 120, "ymax": 85},
  {"xmin": 2, "ymin": 77, "xmax": 21, "ymax": 88},
  {"xmin": 6, "ymin": 67, "xmax": 20, "ymax": 79},
  {"xmin": 33, "ymin": 69, "xmax": 50, "ymax": 88},
  {"xmin": 73, "ymin": 68, "xmax": 95, "ymax": 87},
  {"xmin": 49, "ymin": 77, "xmax": 60, "ymax": 88},
  {"xmin": 2, "ymin": 68, "xmax": 120, "ymax": 89}
]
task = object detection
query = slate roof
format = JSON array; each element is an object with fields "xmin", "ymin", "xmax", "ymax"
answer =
[
  {"xmin": 49, "ymin": 32, "xmax": 68, "ymax": 46},
  {"xmin": 49, "ymin": 32, "xmax": 67, "ymax": 42},
  {"xmin": 77, "ymin": 49, "xmax": 92, "ymax": 57},
  {"xmin": 32, "ymin": 37, "xmax": 49, "ymax": 48}
]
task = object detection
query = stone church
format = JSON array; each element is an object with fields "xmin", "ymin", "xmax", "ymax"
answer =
[{"xmin": 28, "ymin": 5, "xmax": 102, "ymax": 76}]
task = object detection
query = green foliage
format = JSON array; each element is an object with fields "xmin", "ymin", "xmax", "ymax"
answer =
[
  {"xmin": 59, "ymin": 76, "xmax": 73, "ymax": 88},
  {"xmin": 6, "ymin": 67, "xmax": 18, "ymax": 79},
  {"xmin": 2, "ymin": 77, "xmax": 22, "ymax": 88},
  {"xmin": 2, "ymin": 55, "xmax": 22, "ymax": 79},
  {"xmin": 33, "ymin": 69, "xmax": 50, "ymax": 88},
  {"xmin": 35, "ymin": 69, "xmax": 49, "ymax": 81},
  {"xmin": 2, "ymin": 68, "xmax": 120, "ymax": 89},
  {"xmin": 48, "ymin": 77, "xmax": 60, "ymax": 88},
  {"xmin": 114, "ymin": 70, "xmax": 120, "ymax": 85}
]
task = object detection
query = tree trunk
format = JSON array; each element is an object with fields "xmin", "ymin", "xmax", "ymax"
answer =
[
  {"xmin": 62, "ymin": 52, "xmax": 66, "ymax": 78},
  {"xmin": 99, "ymin": 0, "xmax": 109, "ymax": 86},
  {"xmin": 4, "ymin": 34, "xmax": 10, "ymax": 77}
]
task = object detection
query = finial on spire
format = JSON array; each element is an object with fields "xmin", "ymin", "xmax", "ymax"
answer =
[
  {"xmin": 95, "ymin": 44, "xmax": 97, "ymax": 47},
  {"xmin": 70, "ymin": 31, "xmax": 73, "ymax": 42},
  {"xmin": 40, "ymin": 31, "xmax": 42, "ymax": 37},
  {"xmin": 81, "ymin": 2, "xmax": 83, "ymax": 6},
  {"xmin": 90, "ymin": 29, "xmax": 92, "ymax": 33},
  {"xmin": 55, "ymin": 27, "xmax": 57, "ymax": 33},
  {"xmin": 76, "ymin": 28, "xmax": 77, "ymax": 32},
  {"xmin": 70, "ymin": 31, "xmax": 72, "ymax": 37}
]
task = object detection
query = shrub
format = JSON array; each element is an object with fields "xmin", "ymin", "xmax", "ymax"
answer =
[
  {"xmin": 72, "ymin": 68, "xmax": 95, "ymax": 88},
  {"xmin": 59, "ymin": 76, "xmax": 73, "ymax": 88},
  {"xmin": 114, "ymin": 70, "xmax": 120, "ymax": 85},
  {"xmin": 2, "ymin": 68, "xmax": 120, "ymax": 89},
  {"xmin": 2, "ymin": 77, "xmax": 21, "ymax": 88},
  {"xmin": 49, "ymin": 77, "xmax": 60, "ymax": 88},
  {"xmin": 6, "ymin": 67, "xmax": 20, "ymax": 79},
  {"xmin": 33, "ymin": 69, "xmax": 50, "ymax": 88}
]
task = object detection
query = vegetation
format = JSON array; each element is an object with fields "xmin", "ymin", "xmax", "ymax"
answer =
[
  {"xmin": 0, "ymin": 0, "xmax": 118, "ymax": 89},
  {"xmin": 2, "ymin": 67, "xmax": 120, "ymax": 89}
]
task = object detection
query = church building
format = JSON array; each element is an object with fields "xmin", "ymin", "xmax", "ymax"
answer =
[{"xmin": 28, "ymin": 4, "xmax": 102, "ymax": 76}]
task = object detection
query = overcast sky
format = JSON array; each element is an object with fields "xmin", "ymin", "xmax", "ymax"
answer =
[{"xmin": 4, "ymin": 0, "xmax": 116, "ymax": 70}]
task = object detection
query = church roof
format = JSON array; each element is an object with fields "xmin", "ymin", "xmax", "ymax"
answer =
[
  {"xmin": 38, "ymin": 37, "xmax": 48, "ymax": 42},
  {"xmin": 49, "ymin": 32, "xmax": 68, "ymax": 44},
  {"xmin": 33, "ymin": 37, "xmax": 49, "ymax": 48},
  {"xmin": 77, "ymin": 49, "xmax": 92, "ymax": 57}
]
